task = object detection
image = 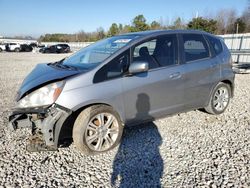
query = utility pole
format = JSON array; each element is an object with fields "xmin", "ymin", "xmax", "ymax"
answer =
[{"xmin": 236, "ymin": 23, "xmax": 239, "ymax": 34}]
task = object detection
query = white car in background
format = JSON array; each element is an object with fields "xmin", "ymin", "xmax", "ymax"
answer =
[
  {"xmin": 0, "ymin": 44, "xmax": 6, "ymax": 52},
  {"xmin": 6, "ymin": 43, "xmax": 21, "ymax": 52}
]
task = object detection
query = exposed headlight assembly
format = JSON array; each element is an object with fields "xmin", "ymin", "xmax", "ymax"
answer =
[{"xmin": 16, "ymin": 81, "xmax": 65, "ymax": 108}]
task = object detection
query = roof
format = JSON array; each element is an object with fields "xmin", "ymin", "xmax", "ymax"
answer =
[{"xmin": 121, "ymin": 29, "xmax": 211, "ymax": 37}]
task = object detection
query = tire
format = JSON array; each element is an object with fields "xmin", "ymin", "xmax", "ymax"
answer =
[
  {"xmin": 0, "ymin": 48, "xmax": 2, "ymax": 52},
  {"xmin": 205, "ymin": 82, "xmax": 231, "ymax": 115},
  {"xmin": 73, "ymin": 105, "xmax": 124, "ymax": 155},
  {"xmin": 14, "ymin": 48, "xmax": 20, "ymax": 52}
]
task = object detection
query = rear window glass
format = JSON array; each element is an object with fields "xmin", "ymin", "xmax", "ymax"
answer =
[
  {"xmin": 206, "ymin": 35, "xmax": 223, "ymax": 55},
  {"xmin": 183, "ymin": 34, "xmax": 210, "ymax": 62}
]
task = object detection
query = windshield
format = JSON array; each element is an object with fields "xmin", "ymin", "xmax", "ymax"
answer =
[{"xmin": 62, "ymin": 35, "xmax": 139, "ymax": 69}]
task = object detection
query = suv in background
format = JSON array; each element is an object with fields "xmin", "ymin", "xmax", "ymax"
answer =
[
  {"xmin": 39, "ymin": 44, "xmax": 70, "ymax": 53},
  {"xmin": 20, "ymin": 44, "xmax": 33, "ymax": 52},
  {"xmin": 9, "ymin": 30, "xmax": 234, "ymax": 154},
  {"xmin": 0, "ymin": 43, "xmax": 6, "ymax": 52},
  {"xmin": 6, "ymin": 43, "xmax": 21, "ymax": 52}
]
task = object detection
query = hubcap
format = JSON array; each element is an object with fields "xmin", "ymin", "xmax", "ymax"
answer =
[
  {"xmin": 85, "ymin": 113, "xmax": 119, "ymax": 152},
  {"xmin": 213, "ymin": 86, "xmax": 229, "ymax": 112}
]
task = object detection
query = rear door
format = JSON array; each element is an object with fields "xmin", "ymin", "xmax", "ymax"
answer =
[
  {"xmin": 180, "ymin": 33, "xmax": 221, "ymax": 109},
  {"xmin": 123, "ymin": 34, "xmax": 187, "ymax": 124}
]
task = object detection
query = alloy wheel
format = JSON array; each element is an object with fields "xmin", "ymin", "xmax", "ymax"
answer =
[{"xmin": 85, "ymin": 113, "xmax": 119, "ymax": 152}]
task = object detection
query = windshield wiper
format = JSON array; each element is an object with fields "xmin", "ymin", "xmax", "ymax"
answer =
[{"xmin": 48, "ymin": 59, "xmax": 77, "ymax": 70}]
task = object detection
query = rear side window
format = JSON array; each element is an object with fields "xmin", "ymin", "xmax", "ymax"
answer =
[
  {"xmin": 182, "ymin": 34, "xmax": 210, "ymax": 62},
  {"xmin": 206, "ymin": 35, "xmax": 223, "ymax": 55}
]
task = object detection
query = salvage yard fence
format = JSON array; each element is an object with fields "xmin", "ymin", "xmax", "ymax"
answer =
[{"xmin": 219, "ymin": 33, "xmax": 250, "ymax": 64}]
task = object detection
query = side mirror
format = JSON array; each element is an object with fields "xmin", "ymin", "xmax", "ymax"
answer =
[{"xmin": 128, "ymin": 61, "xmax": 149, "ymax": 74}]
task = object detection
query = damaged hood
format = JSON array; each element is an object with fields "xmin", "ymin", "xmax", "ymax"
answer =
[{"xmin": 16, "ymin": 63, "xmax": 83, "ymax": 100}]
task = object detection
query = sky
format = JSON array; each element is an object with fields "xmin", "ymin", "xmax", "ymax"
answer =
[{"xmin": 0, "ymin": 0, "xmax": 248, "ymax": 38}]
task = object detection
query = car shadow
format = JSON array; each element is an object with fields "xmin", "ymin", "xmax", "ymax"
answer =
[{"xmin": 111, "ymin": 93, "xmax": 163, "ymax": 187}]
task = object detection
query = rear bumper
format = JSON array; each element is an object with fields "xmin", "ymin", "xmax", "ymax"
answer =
[{"xmin": 9, "ymin": 104, "xmax": 72, "ymax": 152}]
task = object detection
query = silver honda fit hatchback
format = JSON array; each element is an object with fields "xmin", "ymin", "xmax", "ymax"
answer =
[{"xmin": 9, "ymin": 30, "xmax": 235, "ymax": 154}]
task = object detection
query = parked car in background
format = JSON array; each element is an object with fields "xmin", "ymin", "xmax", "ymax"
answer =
[
  {"xmin": 0, "ymin": 43, "xmax": 6, "ymax": 52},
  {"xmin": 29, "ymin": 42, "xmax": 38, "ymax": 48},
  {"xmin": 9, "ymin": 30, "xmax": 235, "ymax": 155},
  {"xmin": 39, "ymin": 44, "xmax": 70, "ymax": 53},
  {"xmin": 6, "ymin": 43, "xmax": 21, "ymax": 52},
  {"xmin": 37, "ymin": 44, "xmax": 45, "ymax": 48},
  {"xmin": 20, "ymin": 44, "xmax": 33, "ymax": 52}
]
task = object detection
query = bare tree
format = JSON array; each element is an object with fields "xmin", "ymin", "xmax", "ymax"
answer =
[
  {"xmin": 241, "ymin": 0, "xmax": 250, "ymax": 32},
  {"xmin": 214, "ymin": 9, "xmax": 237, "ymax": 34}
]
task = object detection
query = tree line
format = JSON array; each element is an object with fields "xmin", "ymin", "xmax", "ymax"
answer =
[{"xmin": 39, "ymin": 4, "xmax": 250, "ymax": 42}]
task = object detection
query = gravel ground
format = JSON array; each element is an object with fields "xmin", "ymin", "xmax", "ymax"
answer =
[{"xmin": 0, "ymin": 52, "xmax": 249, "ymax": 187}]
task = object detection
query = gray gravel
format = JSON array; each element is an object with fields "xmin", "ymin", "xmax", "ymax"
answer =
[{"xmin": 0, "ymin": 52, "xmax": 249, "ymax": 187}]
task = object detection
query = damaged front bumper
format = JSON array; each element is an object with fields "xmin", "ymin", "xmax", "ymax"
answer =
[{"xmin": 9, "ymin": 104, "xmax": 72, "ymax": 152}]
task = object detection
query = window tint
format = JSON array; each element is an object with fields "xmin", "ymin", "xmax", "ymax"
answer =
[
  {"xmin": 183, "ymin": 34, "xmax": 210, "ymax": 62},
  {"xmin": 206, "ymin": 35, "xmax": 223, "ymax": 55},
  {"xmin": 132, "ymin": 39, "xmax": 158, "ymax": 69},
  {"xmin": 153, "ymin": 34, "xmax": 178, "ymax": 67},
  {"xmin": 134, "ymin": 40, "xmax": 156, "ymax": 57},
  {"xmin": 132, "ymin": 34, "xmax": 178, "ymax": 69},
  {"xmin": 93, "ymin": 50, "xmax": 129, "ymax": 83}
]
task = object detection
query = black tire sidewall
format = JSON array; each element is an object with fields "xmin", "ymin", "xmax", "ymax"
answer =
[{"xmin": 73, "ymin": 105, "xmax": 123, "ymax": 155}]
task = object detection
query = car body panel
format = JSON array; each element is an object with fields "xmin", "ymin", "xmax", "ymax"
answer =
[
  {"xmin": 17, "ymin": 63, "xmax": 83, "ymax": 100},
  {"xmin": 122, "ymin": 65, "xmax": 187, "ymax": 124}
]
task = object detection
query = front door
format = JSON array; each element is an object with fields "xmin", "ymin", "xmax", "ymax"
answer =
[{"xmin": 123, "ymin": 34, "xmax": 187, "ymax": 124}]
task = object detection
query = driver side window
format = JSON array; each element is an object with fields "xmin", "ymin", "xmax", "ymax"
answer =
[
  {"xmin": 93, "ymin": 50, "xmax": 129, "ymax": 83},
  {"xmin": 132, "ymin": 39, "xmax": 159, "ymax": 69}
]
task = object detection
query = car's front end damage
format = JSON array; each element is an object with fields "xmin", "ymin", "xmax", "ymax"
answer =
[
  {"xmin": 8, "ymin": 62, "xmax": 84, "ymax": 152},
  {"xmin": 9, "ymin": 104, "xmax": 71, "ymax": 152}
]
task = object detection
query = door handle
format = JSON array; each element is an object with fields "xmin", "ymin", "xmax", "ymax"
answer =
[{"xmin": 169, "ymin": 72, "xmax": 181, "ymax": 79}]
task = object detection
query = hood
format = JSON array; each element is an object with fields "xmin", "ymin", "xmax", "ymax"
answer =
[{"xmin": 16, "ymin": 63, "xmax": 83, "ymax": 101}]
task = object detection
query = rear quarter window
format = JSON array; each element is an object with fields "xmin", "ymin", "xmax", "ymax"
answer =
[
  {"xmin": 206, "ymin": 35, "xmax": 223, "ymax": 55},
  {"xmin": 182, "ymin": 34, "xmax": 210, "ymax": 62}
]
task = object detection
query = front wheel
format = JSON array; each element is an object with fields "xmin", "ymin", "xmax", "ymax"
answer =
[
  {"xmin": 73, "ymin": 105, "xmax": 123, "ymax": 155},
  {"xmin": 205, "ymin": 82, "xmax": 231, "ymax": 115}
]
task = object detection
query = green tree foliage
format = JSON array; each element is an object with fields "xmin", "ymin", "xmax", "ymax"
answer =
[
  {"xmin": 187, "ymin": 17, "xmax": 217, "ymax": 33},
  {"xmin": 130, "ymin": 14, "xmax": 149, "ymax": 32},
  {"xmin": 150, "ymin": 21, "xmax": 161, "ymax": 30},
  {"xmin": 108, "ymin": 23, "xmax": 119, "ymax": 36}
]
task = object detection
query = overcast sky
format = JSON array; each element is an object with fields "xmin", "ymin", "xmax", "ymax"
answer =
[{"xmin": 0, "ymin": 0, "xmax": 248, "ymax": 37}]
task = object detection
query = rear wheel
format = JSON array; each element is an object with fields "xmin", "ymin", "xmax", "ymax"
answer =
[
  {"xmin": 73, "ymin": 105, "xmax": 123, "ymax": 154},
  {"xmin": 205, "ymin": 82, "xmax": 231, "ymax": 115},
  {"xmin": 14, "ymin": 48, "xmax": 20, "ymax": 52},
  {"xmin": 0, "ymin": 48, "xmax": 2, "ymax": 52}
]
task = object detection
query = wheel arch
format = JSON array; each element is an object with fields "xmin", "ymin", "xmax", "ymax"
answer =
[
  {"xmin": 220, "ymin": 79, "xmax": 234, "ymax": 97},
  {"xmin": 206, "ymin": 79, "xmax": 234, "ymax": 108},
  {"xmin": 57, "ymin": 102, "xmax": 124, "ymax": 146}
]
